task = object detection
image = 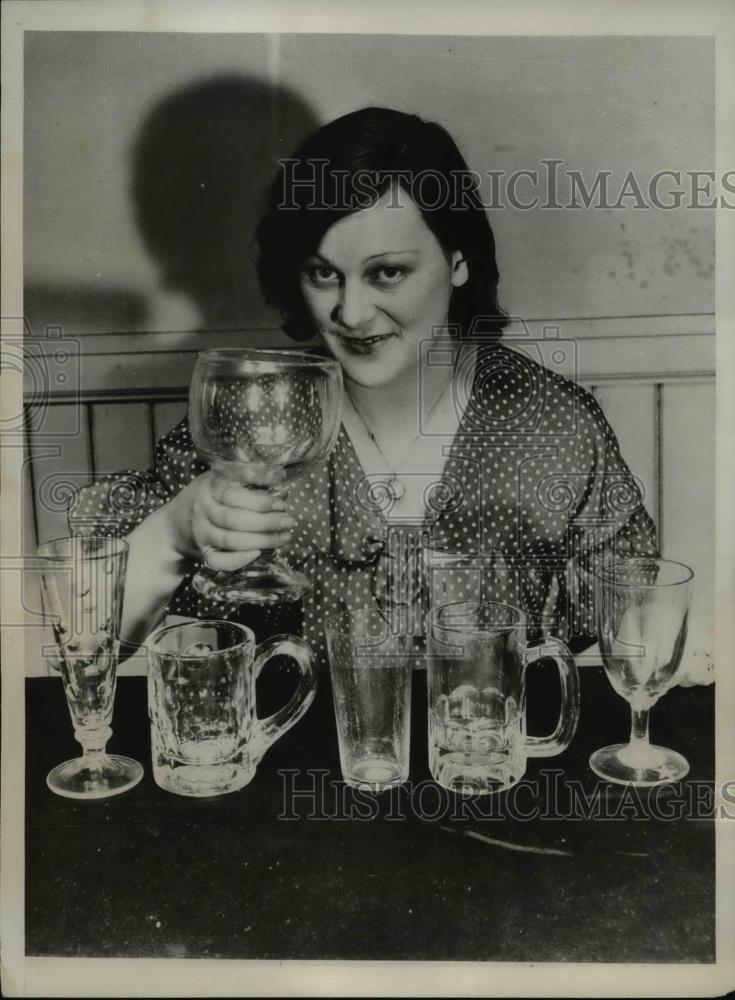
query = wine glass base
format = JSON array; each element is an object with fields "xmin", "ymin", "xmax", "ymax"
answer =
[
  {"xmin": 47, "ymin": 754, "xmax": 144, "ymax": 800},
  {"xmin": 193, "ymin": 560, "xmax": 312, "ymax": 605},
  {"xmin": 589, "ymin": 742, "xmax": 689, "ymax": 787}
]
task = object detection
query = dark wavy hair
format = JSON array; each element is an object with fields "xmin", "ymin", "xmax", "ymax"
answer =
[{"xmin": 256, "ymin": 106, "xmax": 508, "ymax": 341}]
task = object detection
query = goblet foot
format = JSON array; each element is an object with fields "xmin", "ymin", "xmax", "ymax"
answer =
[
  {"xmin": 589, "ymin": 742, "xmax": 689, "ymax": 787},
  {"xmin": 46, "ymin": 753, "xmax": 144, "ymax": 800},
  {"xmin": 193, "ymin": 555, "xmax": 312, "ymax": 605}
]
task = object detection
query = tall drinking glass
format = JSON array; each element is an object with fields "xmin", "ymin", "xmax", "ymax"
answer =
[
  {"xmin": 325, "ymin": 609, "xmax": 413, "ymax": 792},
  {"xmin": 31, "ymin": 535, "xmax": 143, "ymax": 799},
  {"xmin": 590, "ymin": 557, "xmax": 694, "ymax": 786},
  {"xmin": 189, "ymin": 348, "xmax": 343, "ymax": 605}
]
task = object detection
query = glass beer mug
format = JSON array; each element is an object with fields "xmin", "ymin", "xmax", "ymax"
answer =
[
  {"xmin": 428, "ymin": 601, "xmax": 580, "ymax": 795},
  {"xmin": 146, "ymin": 620, "xmax": 316, "ymax": 797}
]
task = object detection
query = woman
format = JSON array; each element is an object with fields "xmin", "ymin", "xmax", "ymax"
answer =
[{"xmin": 70, "ymin": 107, "xmax": 657, "ymax": 662}]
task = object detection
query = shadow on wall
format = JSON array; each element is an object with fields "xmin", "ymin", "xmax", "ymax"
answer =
[
  {"xmin": 24, "ymin": 75, "xmax": 320, "ymax": 338},
  {"xmin": 23, "ymin": 284, "xmax": 149, "ymax": 337},
  {"xmin": 131, "ymin": 74, "xmax": 320, "ymax": 332}
]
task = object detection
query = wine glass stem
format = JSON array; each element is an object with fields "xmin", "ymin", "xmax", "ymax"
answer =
[
  {"xmin": 252, "ymin": 484, "xmax": 288, "ymax": 563},
  {"xmin": 75, "ymin": 725, "xmax": 112, "ymax": 757},
  {"xmin": 629, "ymin": 705, "xmax": 651, "ymax": 750}
]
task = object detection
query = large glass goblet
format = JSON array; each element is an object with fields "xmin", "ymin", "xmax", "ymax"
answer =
[
  {"xmin": 590, "ymin": 557, "xmax": 694, "ymax": 786},
  {"xmin": 189, "ymin": 348, "xmax": 343, "ymax": 605},
  {"xmin": 32, "ymin": 535, "xmax": 144, "ymax": 799}
]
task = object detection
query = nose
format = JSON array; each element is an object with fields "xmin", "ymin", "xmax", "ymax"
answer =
[{"xmin": 332, "ymin": 278, "xmax": 375, "ymax": 332}]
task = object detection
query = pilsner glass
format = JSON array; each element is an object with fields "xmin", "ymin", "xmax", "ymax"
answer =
[
  {"xmin": 590, "ymin": 557, "xmax": 694, "ymax": 786},
  {"xmin": 32, "ymin": 535, "xmax": 143, "ymax": 799}
]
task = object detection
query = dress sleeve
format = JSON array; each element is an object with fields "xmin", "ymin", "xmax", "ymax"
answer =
[
  {"xmin": 548, "ymin": 393, "xmax": 659, "ymax": 648},
  {"xmin": 67, "ymin": 415, "xmax": 207, "ymax": 537}
]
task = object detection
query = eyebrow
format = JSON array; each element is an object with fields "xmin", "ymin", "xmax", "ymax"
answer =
[
  {"xmin": 363, "ymin": 250, "xmax": 419, "ymax": 262},
  {"xmin": 306, "ymin": 250, "xmax": 419, "ymax": 267}
]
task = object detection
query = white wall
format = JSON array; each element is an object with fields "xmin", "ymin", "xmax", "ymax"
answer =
[{"xmin": 25, "ymin": 33, "xmax": 714, "ymax": 334}]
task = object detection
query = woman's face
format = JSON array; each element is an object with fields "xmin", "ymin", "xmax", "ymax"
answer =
[{"xmin": 298, "ymin": 189, "xmax": 468, "ymax": 389}]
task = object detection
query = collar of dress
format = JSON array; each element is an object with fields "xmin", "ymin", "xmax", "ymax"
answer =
[{"xmin": 285, "ymin": 343, "xmax": 492, "ymax": 566}]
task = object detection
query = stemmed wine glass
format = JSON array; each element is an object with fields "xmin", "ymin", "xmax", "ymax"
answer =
[
  {"xmin": 590, "ymin": 557, "xmax": 694, "ymax": 786},
  {"xmin": 189, "ymin": 348, "xmax": 343, "ymax": 605},
  {"xmin": 32, "ymin": 535, "xmax": 144, "ymax": 799}
]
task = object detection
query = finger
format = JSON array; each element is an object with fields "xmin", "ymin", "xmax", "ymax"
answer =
[
  {"xmin": 202, "ymin": 526, "xmax": 294, "ymax": 553},
  {"xmin": 202, "ymin": 548, "xmax": 261, "ymax": 572},
  {"xmin": 239, "ymin": 465, "xmax": 288, "ymax": 488},
  {"xmin": 207, "ymin": 501, "xmax": 295, "ymax": 534},
  {"xmin": 210, "ymin": 477, "xmax": 287, "ymax": 513},
  {"xmin": 213, "ymin": 464, "xmax": 288, "ymax": 488}
]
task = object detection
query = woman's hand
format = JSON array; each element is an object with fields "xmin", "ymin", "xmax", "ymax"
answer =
[{"xmin": 166, "ymin": 470, "xmax": 295, "ymax": 572}]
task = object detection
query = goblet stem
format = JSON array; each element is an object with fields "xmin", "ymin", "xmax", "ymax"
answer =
[
  {"xmin": 76, "ymin": 725, "xmax": 113, "ymax": 758},
  {"xmin": 192, "ymin": 482, "xmax": 313, "ymax": 604},
  {"xmin": 618, "ymin": 703, "xmax": 656, "ymax": 770},
  {"xmin": 630, "ymin": 704, "xmax": 651, "ymax": 748}
]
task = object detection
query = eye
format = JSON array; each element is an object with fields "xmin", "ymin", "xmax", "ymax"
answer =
[
  {"xmin": 304, "ymin": 265, "xmax": 340, "ymax": 288},
  {"xmin": 370, "ymin": 265, "xmax": 408, "ymax": 286}
]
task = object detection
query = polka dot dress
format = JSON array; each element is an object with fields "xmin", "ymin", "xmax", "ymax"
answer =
[{"xmin": 69, "ymin": 343, "xmax": 658, "ymax": 668}]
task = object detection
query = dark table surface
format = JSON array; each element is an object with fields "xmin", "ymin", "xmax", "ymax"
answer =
[{"xmin": 26, "ymin": 663, "xmax": 715, "ymax": 962}]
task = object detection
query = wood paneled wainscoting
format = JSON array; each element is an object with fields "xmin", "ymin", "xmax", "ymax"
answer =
[{"xmin": 21, "ymin": 317, "xmax": 715, "ymax": 675}]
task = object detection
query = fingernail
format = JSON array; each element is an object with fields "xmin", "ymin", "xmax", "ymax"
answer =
[
  {"xmin": 282, "ymin": 516, "xmax": 296, "ymax": 529},
  {"xmin": 272, "ymin": 499, "xmax": 287, "ymax": 511}
]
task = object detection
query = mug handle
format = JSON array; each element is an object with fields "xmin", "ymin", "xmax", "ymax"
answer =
[
  {"xmin": 524, "ymin": 636, "xmax": 580, "ymax": 758},
  {"xmin": 250, "ymin": 634, "xmax": 318, "ymax": 765}
]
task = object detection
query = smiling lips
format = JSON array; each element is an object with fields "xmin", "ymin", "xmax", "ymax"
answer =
[{"xmin": 335, "ymin": 332, "xmax": 398, "ymax": 354}]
